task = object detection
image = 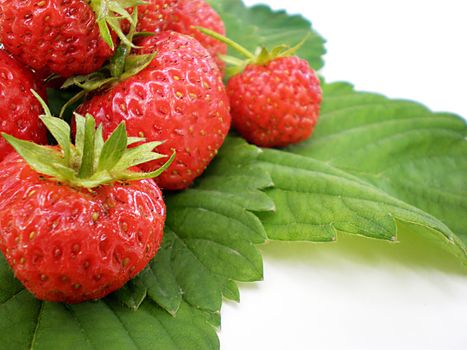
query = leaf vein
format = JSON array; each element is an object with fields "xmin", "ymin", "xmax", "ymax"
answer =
[
  {"xmin": 102, "ymin": 301, "xmax": 142, "ymax": 350},
  {"xmin": 29, "ymin": 301, "xmax": 44, "ymax": 350},
  {"xmin": 65, "ymin": 305, "xmax": 97, "ymax": 350}
]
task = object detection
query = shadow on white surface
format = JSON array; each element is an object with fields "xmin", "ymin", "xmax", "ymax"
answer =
[{"xmin": 220, "ymin": 226, "xmax": 467, "ymax": 350}]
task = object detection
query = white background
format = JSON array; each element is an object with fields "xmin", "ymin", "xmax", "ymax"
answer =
[{"xmin": 219, "ymin": 1, "xmax": 467, "ymax": 349}]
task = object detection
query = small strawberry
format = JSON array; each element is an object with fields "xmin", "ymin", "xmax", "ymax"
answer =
[
  {"xmin": 198, "ymin": 28, "xmax": 322, "ymax": 148},
  {"xmin": 76, "ymin": 31, "xmax": 230, "ymax": 190},
  {"xmin": 0, "ymin": 100, "xmax": 172, "ymax": 303},
  {"xmin": 0, "ymin": 0, "xmax": 137, "ymax": 77},
  {"xmin": 0, "ymin": 50, "xmax": 47, "ymax": 161},
  {"xmin": 228, "ymin": 56, "xmax": 322, "ymax": 147},
  {"xmin": 166, "ymin": 0, "xmax": 228, "ymax": 72}
]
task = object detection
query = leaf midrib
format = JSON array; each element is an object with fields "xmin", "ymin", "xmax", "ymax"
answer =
[
  {"xmin": 101, "ymin": 301, "xmax": 143, "ymax": 350},
  {"xmin": 65, "ymin": 305, "xmax": 97, "ymax": 350}
]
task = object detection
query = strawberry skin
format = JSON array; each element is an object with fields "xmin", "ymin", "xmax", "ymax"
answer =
[
  {"xmin": 0, "ymin": 0, "xmax": 113, "ymax": 78},
  {"xmin": 0, "ymin": 152, "xmax": 165, "ymax": 304},
  {"xmin": 167, "ymin": 0, "xmax": 228, "ymax": 72},
  {"xmin": 77, "ymin": 31, "xmax": 230, "ymax": 190},
  {"xmin": 0, "ymin": 51, "xmax": 47, "ymax": 161},
  {"xmin": 129, "ymin": 0, "xmax": 179, "ymax": 33},
  {"xmin": 227, "ymin": 56, "xmax": 322, "ymax": 147}
]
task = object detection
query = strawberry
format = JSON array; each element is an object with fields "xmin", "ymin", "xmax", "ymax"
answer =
[
  {"xmin": 0, "ymin": 50, "xmax": 47, "ymax": 161},
  {"xmin": 166, "ymin": 0, "xmax": 228, "ymax": 72},
  {"xmin": 76, "ymin": 31, "xmax": 230, "ymax": 190},
  {"xmin": 227, "ymin": 56, "xmax": 322, "ymax": 147},
  {"xmin": 0, "ymin": 0, "xmax": 136, "ymax": 78},
  {"xmin": 198, "ymin": 28, "xmax": 322, "ymax": 147},
  {"xmin": 0, "ymin": 104, "xmax": 172, "ymax": 303}
]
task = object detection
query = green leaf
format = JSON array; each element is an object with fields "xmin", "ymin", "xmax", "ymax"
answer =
[
  {"xmin": 136, "ymin": 137, "xmax": 273, "ymax": 314},
  {"xmin": 258, "ymin": 82, "xmax": 466, "ymax": 260},
  {"xmin": 290, "ymin": 83, "xmax": 467, "ymax": 245},
  {"xmin": 0, "ymin": 255, "xmax": 23, "ymax": 304},
  {"xmin": 0, "ymin": 288, "xmax": 218, "ymax": 350},
  {"xmin": 194, "ymin": 137, "xmax": 275, "ymax": 212},
  {"xmin": 208, "ymin": 0, "xmax": 326, "ymax": 70},
  {"xmin": 1, "ymin": 252, "xmax": 218, "ymax": 350},
  {"xmin": 222, "ymin": 279, "xmax": 240, "ymax": 302},
  {"xmin": 112, "ymin": 278, "xmax": 147, "ymax": 311},
  {"xmin": 137, "ymin": 240, "xmax": 183, "ymax": 316}
]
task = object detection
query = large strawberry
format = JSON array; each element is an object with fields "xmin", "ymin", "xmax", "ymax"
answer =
[
  {"xmin": 0, "ymin": 50, "xmax": 47, "ymax": 161},
  {"xmin": 0, "ymin": 105, "xmax": 172, "ymax": 303},
  {"xmin": 77, "ymin": 31, "xmax": 230, "ymax": 190},
  {"xmin": 0, "ymin": 0, "xmax": 135, "ymax": 78},
  {"xmin": 199, "ymin": 28, "xmax": 322, "ymax": 147}
]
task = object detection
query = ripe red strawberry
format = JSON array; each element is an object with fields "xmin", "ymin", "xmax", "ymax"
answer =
[
  {"xmin": 0, "ymin": 110, "xmax": 170, "ymax": 303},
  {"xmin": 77, "ymin": 31, "xmax": 230, "ymax": 190},
  {"xmin": 228, "ymin": 56, "xmax": 322, "ymax": 147},
  {"xmin": 0, "ymin": 0, "xmax": 132, "ymax": 77},
  {"xmin": 198, "ymin": 27, "xmax": 322, "ymax": 147},
  {"xmin": 166, "ymin": 0, "xmax": 228, "ymax": 72},
  {"xmin": 0, "ymin": 50, "xmax": 47, "ymax": 161}
]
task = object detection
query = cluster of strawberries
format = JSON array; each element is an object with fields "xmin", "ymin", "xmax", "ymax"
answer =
[{"xmin": 0, "ymin": 0, "xmax": 322, "ymax": 303}]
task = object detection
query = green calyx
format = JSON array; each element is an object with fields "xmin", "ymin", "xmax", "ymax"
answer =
[
  {"xmin": 60, "ymin": 6, "xmax": 155, "ymax": 118},
  {"xmin": 88, "ymin": 0, "xmax": 146, "ymax": 50},
  {"xmin": 2, "ymin": 91, "xmax": 174, "ymax": 189},
  {"xmin": 195, "ymin": 26, "xmax": 308, "ymax": 77}
]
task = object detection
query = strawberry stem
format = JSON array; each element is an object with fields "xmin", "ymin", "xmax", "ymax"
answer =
[
  {"xmin": 109, "ymin": 6, "xmax": 140, "ymax": 77},
  {"xmin": 195, "ymin": 26, "xmax": 255, "ymax": 60},
  {"xmin": 197, "ymin": 26, "xmax": 311, "ymax": 78},
  {"xmin": 59, "ymin": 90, "xmax": 86, "ymax": 120}
]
